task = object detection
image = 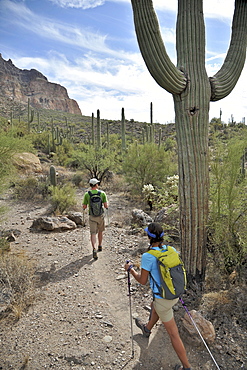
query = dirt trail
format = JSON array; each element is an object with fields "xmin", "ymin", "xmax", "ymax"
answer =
[{"xmin": 0, "ymin": 191, "xmax": 244, "ymax": 369}]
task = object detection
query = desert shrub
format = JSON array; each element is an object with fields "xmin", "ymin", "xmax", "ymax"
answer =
[
  {"xmin": 52, "ymin": 139, "xmax": 74, "ymax": 166},
  {"xmin": 0, "ymin": 238, "xmax": 10, "ymax": 254},
  {"xmin": 0, "ymin": 132, "xmax": 35, "ymax": 215},
  {"xmin": 123, "ymin": 142, "xmax": 177, "ymax": 191},
  {"xmin": 142, "ymin": 175, "xmax": 179, "ymax": 211},
  {"xmin": 30, "ymin": 131, "xmax": 50, "ymax": 153},
  {"xmin": 0, "ymin": 253, "xmax": 35, "ymax": 319},
  {"xmin": 69, "ymin": 144, "xmax": 116, "ymax": 182},
  {"xmin": 71, "ymin": 172, "xmax": 84, "ymax": 187},
  {"xmin": 13, "ymin": 176, "xmax": 49, "ymax": 201},
  {"xmin": 156, "ymin": 175, "xmax": 179, "ymax": 208},
  {"xmin": 49, "ymin": 183, "xmax": 77, "ymax": 214},
  {"xmin": 209, "ymin": 135, "xmax": 247, "ymax": 276}
]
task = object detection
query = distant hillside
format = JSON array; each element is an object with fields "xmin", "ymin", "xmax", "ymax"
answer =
[{"xmin": 0, "ymin": 54, "xmax": 81, "ymax": 116}]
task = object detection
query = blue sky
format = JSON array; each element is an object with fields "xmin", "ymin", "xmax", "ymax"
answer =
[{"xmin": 0, "ymin": 0, "xmax": 246, "ymax": 124}]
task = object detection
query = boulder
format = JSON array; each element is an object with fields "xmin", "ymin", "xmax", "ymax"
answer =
[
  {"xmin": 30, "ymin": 217, "xmax": 77, "ymax": 231},
  {"xmin": 131, "ymin": 209, "xmax": 153, "ymax": 227},
  {"xmin": 67, "ymin": 212, "xmax": 84, "ymax": 226},
  {"xmin": 181, "ymin": 309, "xmax": 216, "ymax": 345},
  {"xmin": 13, "ymin": 152, "xmax": 43, "ymax": 174}
]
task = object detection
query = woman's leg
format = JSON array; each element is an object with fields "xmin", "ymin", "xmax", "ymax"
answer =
[
  {"xmin": 146, "ymin": 302, "xmax": 159, "ymax": 331},
  {"xmin": 163, "ymin": 317, "xmax": 190, "ymax": 369}
]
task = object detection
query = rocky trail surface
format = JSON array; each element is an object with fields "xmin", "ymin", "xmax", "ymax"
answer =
[{"xmin": 0, "ymin": 190, "xmax": 246, "ymax": 370}]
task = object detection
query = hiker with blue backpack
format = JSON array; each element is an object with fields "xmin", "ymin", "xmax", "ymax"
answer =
[
  {"xmin": 124, "ymin": 222, "xmax": 191, "ymax": 370},
  {"xmin": 82, "ymin": 178, "xmax": 108, "ymax": 260}
]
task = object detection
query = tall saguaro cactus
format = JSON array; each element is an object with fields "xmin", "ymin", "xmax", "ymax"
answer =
[
  {"xmin": 131, "ymin": 0, "xmax": 247, "ymax": 282},
  {"xmin": 121, "ymin": 107, "xmax": 126, "ymax": 152},
  {"xmin": 96, "ymin": 109, "xmax": 101, "ymax": 149}
]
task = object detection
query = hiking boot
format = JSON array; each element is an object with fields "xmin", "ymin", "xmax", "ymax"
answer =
[
  {"xmin": 135, "ymin": 317, "xmax": 151, "ymax": 337},
  {"xmin": 98, "ymin": 246, "xmax": 102, "ymax": 252},
  {"xmin": 93, "ymin": 249, "xmax": 98, "ymax": 260},
  {"xmin": 174, "ymin": 366, "xmax": 191, "ymax": 370}
]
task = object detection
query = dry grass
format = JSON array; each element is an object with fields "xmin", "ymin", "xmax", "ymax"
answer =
[
  {"xmin": 0, "ymin": 252, "xmax": 36, "ymax": 320},
  {"xmin": 201, "ymin": 290, "xmax": 231, "ymax": 311}
]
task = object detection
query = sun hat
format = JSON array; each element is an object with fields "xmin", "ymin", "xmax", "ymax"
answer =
[{"xmin": 89, "ymin": 178, "xmax": 100, "ymax": 185}]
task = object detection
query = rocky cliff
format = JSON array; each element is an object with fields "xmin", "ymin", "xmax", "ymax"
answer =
[{"xmin": 0, "ymin": 54, "xmax": 81, "ymax": 115}]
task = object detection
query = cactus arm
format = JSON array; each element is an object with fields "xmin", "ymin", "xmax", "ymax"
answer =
[
  {"xmin": 131, "ymin": 0, "xmax": 187, "ymax": 94},
  {"xmin": 209, "ymin": 0, "xmax": 247, "ymax": 101}
]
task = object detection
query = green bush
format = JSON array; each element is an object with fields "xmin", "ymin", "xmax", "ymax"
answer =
[
  {"xmin": 0, "ymin": 238, "xmax": 10, "ymax": 254},
  {"xmin": 72, "ymin": 172, "xmax": 84, "ymax": 187},
  {"xmin": 123, "ymin": 142, "xmax": 177, "ymax": 190},
  {"xmin": 49, "ymin": 183, "xmax": 77, "ymax": 214},
  {"xmin": 209, "ymin": 135, "xmax": 247, "ymax": 275},
  {"xmin": 69, "ymin": 144, "xmax": 116, "ymax": 181},
  {"xmin": 13, "ymin": 176, "xmax": 49, "ymax": 201}
]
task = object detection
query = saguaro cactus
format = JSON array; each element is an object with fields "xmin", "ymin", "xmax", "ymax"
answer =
[
  {"xmin": 91, "ymin": 113, "xmax": 95, "ymax": 146},
  {"xmin": 50, "ymin": 165, "xmax": 57, "ymax": 187},
  {"xmin": 27, "ymin": 98, "xmax": 34, "ymax": 133},
  {"xmin": 131, "ymin": 0, "xmax": 247, "ymax": 282},
  {"xmin": 121, "ymin": 107, "xmax": 126, "ymax": 152},
  {"xmin": 96, "ymin": 109, "xmax": 101, "ymax": 149}
]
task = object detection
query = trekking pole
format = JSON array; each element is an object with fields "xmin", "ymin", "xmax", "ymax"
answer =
[
  {"xmin": 106, "ymin": 208, "xmax": 110, "ymax": 226},
  {"xmin": 82, "ymin": 208, "xmax": 86, "ymax": 227},
  {"xmin": 179, "ymin": 297, "xmax": 221, "ymax": 370},
  {"xmin": 126, "ymin": 260, "xmax": 134, "ymax": 359}
]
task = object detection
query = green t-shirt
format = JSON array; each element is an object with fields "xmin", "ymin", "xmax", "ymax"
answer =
[{"xmin": 83, "ymin": 189, "xmax": 107, "ymax": 208}]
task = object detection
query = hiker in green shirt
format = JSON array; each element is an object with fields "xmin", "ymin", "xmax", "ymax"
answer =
[{"xmin": 82, "ymin": 178, "xmax": 108, "ymax": 260}]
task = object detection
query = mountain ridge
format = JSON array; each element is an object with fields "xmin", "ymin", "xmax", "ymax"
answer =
[{"xmin": 0, "ymin": 54, "xmax": 82, "ymax": 116}]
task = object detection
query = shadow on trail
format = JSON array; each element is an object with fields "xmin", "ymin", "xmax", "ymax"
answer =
[
  {"xmin": 35, "ymin": 254, "xmax": 94, "ymax": 287},
  {"xmin": 130, "ymin": 325, "xmax": 175, "ymax": 370}
]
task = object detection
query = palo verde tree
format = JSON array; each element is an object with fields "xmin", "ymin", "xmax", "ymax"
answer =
[{"xmin": 130, "ymin": 0, "xmax": 247, "ymax": 283}]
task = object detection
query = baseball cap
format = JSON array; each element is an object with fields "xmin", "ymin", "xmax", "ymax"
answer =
[{"xmin": 89, "ymin": 178, "xmax": 100, "ymax": 185}]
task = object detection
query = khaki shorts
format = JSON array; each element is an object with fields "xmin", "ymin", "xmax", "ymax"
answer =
[
  {"xmin": 153, "ymin": 296, "xmax": 179, "ymax": 323},
  {"xmin": 89, "ymin": 215, "xmax": 105, "ymax": 234}
]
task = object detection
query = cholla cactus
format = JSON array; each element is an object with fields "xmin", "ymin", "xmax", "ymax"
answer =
[
  {"xmin": 157, "ymin": 175, "xmax": 179, "ymax": 208},
  {"xmin": 142, "ymin": 184, "xmax": 156, "ymax": 210}
]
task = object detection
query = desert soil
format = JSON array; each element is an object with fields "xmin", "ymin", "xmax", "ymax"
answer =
[{"xmin": 0, "ymin": 188, "xmax": 246, "ymax": 370}]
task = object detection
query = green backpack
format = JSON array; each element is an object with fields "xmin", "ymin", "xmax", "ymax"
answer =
[{"xmin": 147, "ymin": 246, "xmax": 187, "ymax": 300}]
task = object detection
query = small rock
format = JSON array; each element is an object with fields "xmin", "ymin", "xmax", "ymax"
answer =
[{"xmin": 103, "ymin": 335, "xmax": 112, "ymax": 343}]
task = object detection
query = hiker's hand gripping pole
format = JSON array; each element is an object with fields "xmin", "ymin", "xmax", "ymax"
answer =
[{"xmin": 126, "ymin": 260, "xmax": 134, "ymax": 358}]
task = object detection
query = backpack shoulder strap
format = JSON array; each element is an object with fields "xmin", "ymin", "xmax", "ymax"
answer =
[
  {"xmin": 147, "ymin": 246, "xmax": 169, "ymax": 258},
  {"xmin": 88, "ymin": 190, "xmax": 101, "ymax": 196},
  {"xmin": 147, "ymin": 249, "xmax": 161, "ymax": 258}
]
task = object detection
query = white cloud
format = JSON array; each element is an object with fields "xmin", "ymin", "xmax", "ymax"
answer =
[
  {"xmin": 2, "ymin": 0, "xmax": 245, "ymax": 125},
  {"xmin": 12, "ymin": 52, "xmax": 175, "ymax": 123},
  {"xmin": 112, "ymin": 0, "xmax": 234, "ymax": 22},
  {"xmin": 48, "ymin": 0, "xmax": 105, "ymax": 9}
]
